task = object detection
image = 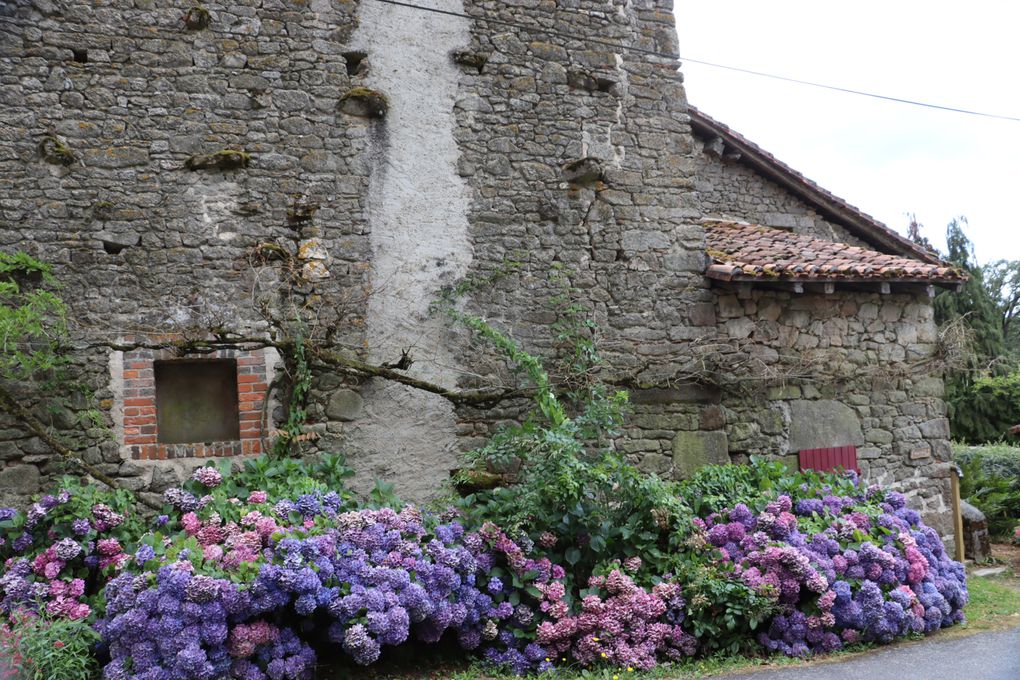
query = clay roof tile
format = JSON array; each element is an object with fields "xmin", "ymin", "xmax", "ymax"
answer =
[{"xmin": 702, "ymin": 221, "xmax": 966, "ymax": 286}]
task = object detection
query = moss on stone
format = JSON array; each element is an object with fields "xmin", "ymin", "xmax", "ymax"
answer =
[
  {"xmin": 38, "ymin": 135, "xmax": 76, "ymax": 166},
  {"xmin": 92, "ymin": 201, "xmax": 116, "ymax": 221},
  {"xmin": 338, "ymin": 87, "xmax": 389, "ymax": 118},
  {"xmin": 451, "ymin": 50, "xmax": 487, "ymax": 73},
  {"xmin": 184, "ymin": 149, "xmax": 251, "ymax": 171},
  {"xmin": 183, "ymin": 6, "xmax": 211, "ymax": 31}
]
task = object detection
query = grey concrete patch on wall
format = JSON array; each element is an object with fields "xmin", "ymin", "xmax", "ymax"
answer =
[
  {"xmin": 342, "ymin": 0, "xmax": 473, "ymax": 501},
  {"xmin": 788, "ymin": 399, "xmax": 865, "ymax": 452}
]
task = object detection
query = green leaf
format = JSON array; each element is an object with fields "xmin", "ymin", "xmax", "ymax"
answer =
[{"xmin": 564, "ymin": 547, "xmax": 581, "ymax": 565}]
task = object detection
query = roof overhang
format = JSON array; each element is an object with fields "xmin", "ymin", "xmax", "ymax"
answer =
[{"xmin": 688, "ymin": 106, "xmax": 943, "ymax": 265}]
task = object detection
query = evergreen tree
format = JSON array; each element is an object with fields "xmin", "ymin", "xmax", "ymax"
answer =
[
  {"xmin": 933, "ymin": 218, "xmax": 1005, "ymax": 364},
  {"xmin": 908, "ymin": 217, "xmax": 1014, "ymax": 442}
]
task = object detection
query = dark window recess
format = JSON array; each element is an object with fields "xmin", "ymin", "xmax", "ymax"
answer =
[
  {"xmin": 342, "ymin": 51, "xmax": 366, "ymax": 76},
  {"xmin": 72, "ymin": 49, "xmax": 88, "ymax": 63},
  {"xmin": 155, "ymin": 359, "xmax": 239, "ymax": 444}
]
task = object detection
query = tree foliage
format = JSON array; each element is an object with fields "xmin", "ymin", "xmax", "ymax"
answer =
[
  {"xmin": 0, "ymin": 251, "xmax": 67, "ymax": 381},
  {"xmin": 910, "ymin": 218, "xmax": 1020, "ymax": 441}
]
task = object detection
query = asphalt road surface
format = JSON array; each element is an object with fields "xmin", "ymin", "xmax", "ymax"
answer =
[{"xmin": 723, "ymin": 627, "xmax": 1020, "ymax": 680}]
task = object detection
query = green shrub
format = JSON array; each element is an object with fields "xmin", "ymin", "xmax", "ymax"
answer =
[
  {"xmin": 955, "ymin": 446, "xmax": 1020, "ymax": 537},
  {"xmin": 948, "ymin": 369, "xmax": 1020, "ymax": 443},
  {"xmin": 0, "ymin": 614, "xmax": 99, "ymax": 680},
  {"xmin": 452, "ymin": 315, "xmax": 776, "ymax": 654},
  {"xmin": 677, "ymin": 456, "xmax": 864, "ymax": 516}
]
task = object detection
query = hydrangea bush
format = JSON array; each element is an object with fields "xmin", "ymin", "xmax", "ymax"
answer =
[
  {"xmin": 0, "ymin": 452, "xmax": 968, "ymax": 678},
  {"xmin": 699, "ymin": 485, "xmax": 966, "ymax": 656}
]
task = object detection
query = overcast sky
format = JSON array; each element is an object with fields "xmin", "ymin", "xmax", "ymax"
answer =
[{"xmin": 674, "ymin": 0, "xmax": 1020, "ymax": 265}]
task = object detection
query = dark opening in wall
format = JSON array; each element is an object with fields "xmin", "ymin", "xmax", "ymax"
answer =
[
  {"xmin": 72, "ymin": 49, "xmax": 88, "ymax": 63},
  {"xmin": 342, "ymin": 51, "xmax": 367, "ymax": 76},
  {"xmin": 155, "ymin": 359, "xmax": 240, "ymax": 444}
]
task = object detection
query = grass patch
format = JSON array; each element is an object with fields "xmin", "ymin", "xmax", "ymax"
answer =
[{"xmin": 961, "ymin": 574, "xmax": 1020, "ymax": 632}]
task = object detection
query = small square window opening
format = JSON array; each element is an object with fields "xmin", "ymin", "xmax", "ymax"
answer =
[{"xmin": 155, "ymin": 359, "xmax": 240, "ymax": 444}]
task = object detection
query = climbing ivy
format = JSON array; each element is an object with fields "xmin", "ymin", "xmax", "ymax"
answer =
[{"xmin": 271, "ymin": 329, "xmax": 314, "ymax": 459}]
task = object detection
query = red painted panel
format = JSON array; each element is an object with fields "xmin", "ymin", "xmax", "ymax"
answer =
[{"xmin": 798, "ymin": 446, "xmax": 859, "ymax": 474}]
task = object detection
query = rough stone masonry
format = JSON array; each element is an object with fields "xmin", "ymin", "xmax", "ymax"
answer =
[{"xmin": 0, "ymin": 1, "xmax": 956, "ymax": 544}]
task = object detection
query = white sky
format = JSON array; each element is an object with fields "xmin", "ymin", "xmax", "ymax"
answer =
[{"xmin": 674, "ymin": 0, "xmax": 1020, "ymax": 264}]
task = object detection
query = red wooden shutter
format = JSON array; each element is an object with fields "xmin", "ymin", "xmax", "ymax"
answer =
[{"xmin": 798, "ymin": 445, "xmax": 859, "ymax": 474}]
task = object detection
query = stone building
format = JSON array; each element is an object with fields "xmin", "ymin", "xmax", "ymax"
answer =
[{"xmin": 0, "ymin": 2, "xmax": 962, "ymax": 539}]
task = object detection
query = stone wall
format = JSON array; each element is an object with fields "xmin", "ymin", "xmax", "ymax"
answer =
[
  {"xmin": 0, "ymin": 0, "xmax": 378, "ymax": 504},
  {"xmin": 701, "ymin": 287, "xmax": 952, "ymax": 540},
  {"xmin": 0, "ymin": 0, "xmax": 708, "ymax": 505},
  {"xmin": 693, "ymin": 135, "xmax": 873, "ymax": 248},
  {"xmin": 601, "ymin": 284, "xmax": 955, "ymax": 542},
  {"xmin": 0, "ymin": 1, "xmax": 956, "ymax": 544}
]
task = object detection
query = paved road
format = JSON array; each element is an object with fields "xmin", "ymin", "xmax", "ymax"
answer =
[{"xmin": 723, "ymin": 627, "xmax": 1020, "ymax": 680}]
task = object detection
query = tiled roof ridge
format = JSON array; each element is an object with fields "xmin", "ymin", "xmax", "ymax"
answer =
[
  {"xmin": 688, "ymin": 106, "xmax": 943, "ymax": 265},
  {"xmin": 703, "ymin": 220, "xmax": 966, "ymax": 285}
]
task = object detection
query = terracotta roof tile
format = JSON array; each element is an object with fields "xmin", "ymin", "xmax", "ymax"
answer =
[{"xmin": 704, "ymin": 221, "xmax": 966, "ymax": 285}]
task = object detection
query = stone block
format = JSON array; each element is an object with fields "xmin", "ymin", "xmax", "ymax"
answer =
[
  {"xmin": 766, "ymin": 385, "xmax": 801, "ymax": 400},
  {"xmin": 788, "ymin": 400, "xmax": 864, "ymax": 451},
  {"xmin": 960, "ymin": 500, "xmax": 991, "ymax": 561},
  {"xmin": 636, "ymin": 452, "xmax": 671, "ymax": 475},
  {"xmin": 0, "ymin": 464, "xmax": 41, "ymax": 499},
  {"xmin": 671, "ymin": 430, "xmax": 729, "ymax": 478},
  {"xmin": 919, "ymin": 418, "xmax": 950, "ymax": 439},
  {"xmin": 689, "ymin": 302, "xmax": 716, "ymax": 327},
  {"xmin": 150, "ymin": 465, "xmax": 182, "ymax": 493},
  {"xmin": 326, "ymin": 389, "xmax": 364, "ymax": 422},
  {"xmin": 0, "ymin": 441, "xmax": 23, "ymax": 462},
  {"xmin": 699, "ymin": 405, "xmax": 726, "ymax": 431},
  {"xmin": 909, "ymin": 445, "xmax": 932, "ymax": 460},
  {"xmin": 629, "ymin": 384, "xmax": 720, "ymax": 405}
]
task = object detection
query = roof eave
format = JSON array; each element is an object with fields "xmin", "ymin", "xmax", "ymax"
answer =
[
  {"xmin": 688, "ymin": 106, "xmax": 944, "ymax": 265},
  {"xmin": 705, "ymin": 269, "xmax": 966, "ymax": 290}
]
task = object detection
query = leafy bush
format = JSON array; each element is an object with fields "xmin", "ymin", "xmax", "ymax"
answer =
[
  {"xmin": 954, "ymin": 442, "xmax": 1020, "ymax": 481},
  {"xmin": 948, "ymin": 369, "xmax": 1020, "ymax": 443},
  {"xmin": 0, "ymin": 251, "xmax": 67, "ymax": 381},
  {"xmin": 0, "ymin": 612, "xmax": 99, "ymax": 680},
  {"xmin": 955, "ymin": 443, "xmax": 1020, "ymax": 537},
  {"xmin": 956, "ymin": 454, "xmax": 1020, "ymax": 538}
]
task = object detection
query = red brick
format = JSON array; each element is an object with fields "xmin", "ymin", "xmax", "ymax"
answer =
[{"xmin": 124, "ymin": 397, "xmax": 155, "ymax": 407}]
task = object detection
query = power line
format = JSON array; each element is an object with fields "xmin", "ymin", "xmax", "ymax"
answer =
[
  {"xmin": 369, "ymin": 0, "xmax": 1020, "ymax": 123},
  {"xmin": 680, "ymin": 57, "xmax": 1020, "ymax": 123}
]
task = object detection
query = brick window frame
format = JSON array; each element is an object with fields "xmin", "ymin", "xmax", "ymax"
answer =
[{"xmin": 119, "ymin": 344, "xmax": 268, "ymax": 460}]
